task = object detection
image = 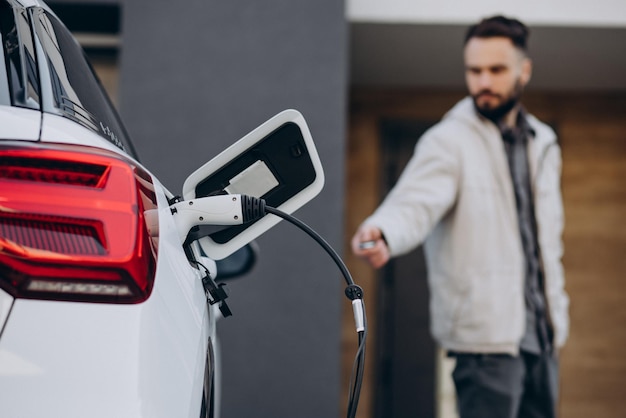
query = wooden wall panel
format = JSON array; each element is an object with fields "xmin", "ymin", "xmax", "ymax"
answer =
[
  {"xmin": 556, "ymin": 120, "xmax": 626, "ymax": 418},
  {"xmin": 341, "ymin": 114, "xmax": 383, "ymax": 418}
]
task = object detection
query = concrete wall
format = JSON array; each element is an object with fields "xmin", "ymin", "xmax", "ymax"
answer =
[{"xmin": 118, "ymin": 1, "xmax": 347, "ymax": 417}]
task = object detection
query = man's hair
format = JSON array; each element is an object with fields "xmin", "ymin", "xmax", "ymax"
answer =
[{"xmin": 464, "ymin": 15, "xmax": 529, "ymax": 52}]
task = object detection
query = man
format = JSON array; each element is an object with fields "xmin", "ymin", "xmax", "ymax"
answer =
[{"xmin": 351, "ymin": 16, "xmax": 569, "ymax": 418}]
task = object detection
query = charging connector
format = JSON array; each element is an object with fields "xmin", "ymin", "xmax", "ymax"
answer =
[
  {"xmin": 171, "ymin": 194, "xmax": 266, "ymax": 242},
  {"xmin": 346, "ymin": 285, "xmax": 365, "ymax": 333}
]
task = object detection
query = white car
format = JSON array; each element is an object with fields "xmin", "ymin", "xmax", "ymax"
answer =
[{"xmin": 0, "ymin": 1, "xmax": 325, "ymax": 416}]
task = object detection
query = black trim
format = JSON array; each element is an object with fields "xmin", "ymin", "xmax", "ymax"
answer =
[{"xmin": 46, "ymin": 3, "xmax": 121, "ymax": 34}]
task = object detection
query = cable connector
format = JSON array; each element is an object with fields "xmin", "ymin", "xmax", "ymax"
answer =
[
  {"xmin": 352, "ymin": 300, "xmax": 365, "ymax": 333},
  {"xmin": 345, "ymin": 285, "xmax": 365, "ymax": 333},
  {"xmin": 170, "ymin": 194, "xmax": 267, "ymax": 242},
  {"xmin": 345, "ymin": 284, "xmax": 364, "ymax": 301}
]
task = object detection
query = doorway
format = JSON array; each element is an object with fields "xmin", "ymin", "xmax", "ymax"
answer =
[{"xmin": 373, "ymin": 119, "xmax": 436, "ymax": 418}]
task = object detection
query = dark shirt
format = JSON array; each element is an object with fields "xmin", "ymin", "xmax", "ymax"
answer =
[{"xmin": 499, "ymin": 109, "xmax": 553, "ymax": 354}]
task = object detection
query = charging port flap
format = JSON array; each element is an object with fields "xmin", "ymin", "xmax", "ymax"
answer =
[{"xmin": 181, "ymin": 109, "xmax": 324, "ymax": 260}]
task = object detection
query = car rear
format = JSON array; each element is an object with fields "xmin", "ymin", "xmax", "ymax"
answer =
[{"xmin": 0, "ymin": 1, "xmax": 215, "ymax": 416}]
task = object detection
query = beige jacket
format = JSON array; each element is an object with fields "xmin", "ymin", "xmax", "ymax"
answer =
[{"xmin": 364, "ymin": 97, "xmax": 569, "ymax": 355}]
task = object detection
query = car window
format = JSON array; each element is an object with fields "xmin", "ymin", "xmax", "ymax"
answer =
[
  {"xmin": 32, "ymin": 8, "xmax": 137, "ymax": 157},
  {"xmin": 0, "ymin": 4, "xmax": 40, "ymax": 109},
  {"xmin": 0, "ymin": 9, "xmax": 9, "ymax": 106}
]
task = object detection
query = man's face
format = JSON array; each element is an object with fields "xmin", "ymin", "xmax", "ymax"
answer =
[{"xmin": 464, "ymin": 37, "xmax": 532, "ymax": 120}]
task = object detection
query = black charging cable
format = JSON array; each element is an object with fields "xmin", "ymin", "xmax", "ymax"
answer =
[
  {"xmin": 189, "ymin": 194, "xmax": 367, "ymax": 417},
  {"xmin": 258, "ymin": 202, "xmax": 367, "ymax": 418}
]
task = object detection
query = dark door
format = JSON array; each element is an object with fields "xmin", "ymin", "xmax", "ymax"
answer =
[{"xmin": 374, "ymin": 119, "xmax": 437, "ymax": 418}]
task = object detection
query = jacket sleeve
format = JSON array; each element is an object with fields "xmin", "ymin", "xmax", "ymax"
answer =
[{"xmin": 363, "ymin": 128, "xmax": 460, "ymax": 256}]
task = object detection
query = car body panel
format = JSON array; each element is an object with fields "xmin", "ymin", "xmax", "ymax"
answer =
[
  {"xmin": 0, "ymin": 105, "xmax": 40, "ymax": 140},
  {"xmin": 0, "ymin": 181, "xmax": 211, "ymax": 417},
  {"xmin": 40, "ymin": 112, "xmax": 136, "ymax": 158},
  {"xmin": 0, "ymin": 1, "xmax": 217, "ymax": 416}
]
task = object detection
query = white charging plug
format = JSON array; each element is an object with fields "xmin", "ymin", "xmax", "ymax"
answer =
[{"xmin": 171, "ymin": 194, "xmax": 246, "ymax": 241}]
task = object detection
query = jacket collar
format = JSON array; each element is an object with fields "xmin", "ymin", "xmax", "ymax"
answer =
[{"xmin": 497, "ymin": 107, "xmax": 536, "ymax": 142}]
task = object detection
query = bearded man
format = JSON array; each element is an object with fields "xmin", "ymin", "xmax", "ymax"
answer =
[{"xmin": 351, "ymin": 15, "xmax": 569, "ymax": 418}]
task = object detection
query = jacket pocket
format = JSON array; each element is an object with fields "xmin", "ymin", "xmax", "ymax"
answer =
[{"xmin": 447, "ymin": 267, "xmax": 525, "ymax": 346}]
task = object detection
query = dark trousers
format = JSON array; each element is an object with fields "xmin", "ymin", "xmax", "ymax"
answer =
[{"xmin": 451, "ymin": 351, "xmax": 559, "ymax": 418}]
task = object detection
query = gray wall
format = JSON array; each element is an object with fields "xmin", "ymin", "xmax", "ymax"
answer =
[{"xmin": 118, "ymin": 1, "xmax": 347, "ymax": 417}]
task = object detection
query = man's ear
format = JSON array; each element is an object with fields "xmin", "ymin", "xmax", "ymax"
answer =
[{"xmin": 520, "ymin": 58, "xmax": 532, "ymax": 86}]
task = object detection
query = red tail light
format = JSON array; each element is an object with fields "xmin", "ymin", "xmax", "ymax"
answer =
[{"xmin": 0, "ymin": 142, "xmax": 158, "ymax": 303}]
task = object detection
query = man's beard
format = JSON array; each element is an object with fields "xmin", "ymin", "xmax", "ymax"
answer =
[{"xmin": 472, "ymin": 79, "xmax": 524, "ymax": 123}]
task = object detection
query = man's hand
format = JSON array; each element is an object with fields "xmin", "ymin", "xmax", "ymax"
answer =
[{"xmin": 351, "ymin": 225, "xmax": 390, "ymax": 269}]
